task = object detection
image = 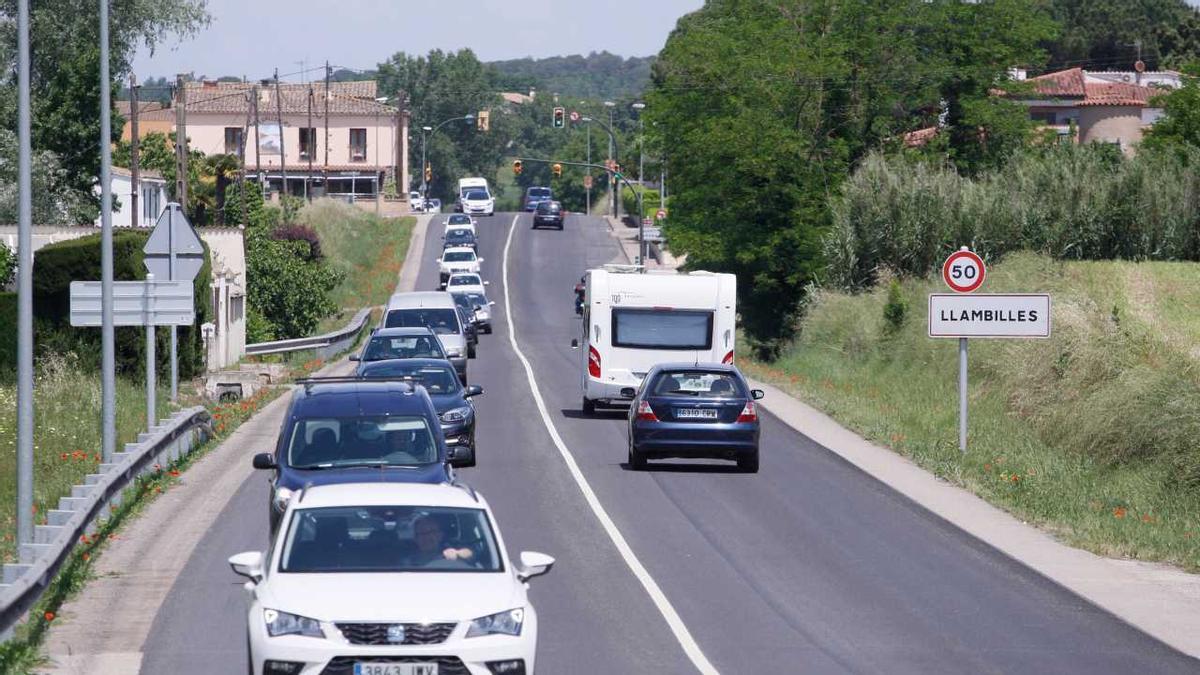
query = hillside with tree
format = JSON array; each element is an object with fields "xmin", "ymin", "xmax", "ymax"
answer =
[{"xmin": 486, "ymin": 52, "xmax": 654, "ymax": 100}]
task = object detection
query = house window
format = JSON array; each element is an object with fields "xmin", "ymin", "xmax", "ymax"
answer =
[
  {"xmin": 142, "ymin": 185, "xmax": 161, "ymax": 225},
  {"xmin": 224, "ymin": 127, "xmax": 244, "ymax": 155},
  {"xmin": 349, "ymin": 128, "xmax": 367, "ymax": 161},
  {"xmin": 298, "ymin": 128, "xmax": 316, "ymax": 159}
]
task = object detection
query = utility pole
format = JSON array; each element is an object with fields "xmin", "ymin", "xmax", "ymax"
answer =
[
  {"xmin": 16, "ymin": 0, "xmax": 33, "ymax": 545},
  {"xmin": 586, "ymin": 122, "xmax": 591, "ymax": 213},
  {"xmin": 174, "ymin": 73, "xmax": 188, "ymax": 210},
  {"xmin": 252, "ymin": 85, "xmax": 262, "ymax": 194},
  {"xmin": 275, "ymin": 69, "xmax": 288, "ymax": 198},
  {"xmin": 324, "ymin": 61, "xmax": 331, "ymax": 191},
  {"xmin": 239, "ymin": 91, "xmax": 250, "ymax": 191},
  {"xmin": 604, "ymin": 101, "xmax": 617, "ymax": 218},
  {"xmin": 306, "ymin": 85, "xmax": 313, "ymax": 201},
  {"xmin": 129, "ymin": 74, "xmax": 141, "ymax": 227},
  {"xmin": 100, "ymin": 0, "xmax": 116, "ymax": 461}
]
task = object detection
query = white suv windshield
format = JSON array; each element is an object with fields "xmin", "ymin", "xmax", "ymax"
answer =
[
  {"xmin": 280, "ymin": 505, "xmax": 502, "ymax": 573},
  {"xmin": 464, "ymin": 190, "xmax": 489, "ymax": 200},
  {"xmin": 443, "ymin": 251, "xmax": 476, "ymax": 262},
  {"xmin": 448, "ymin": 275, "xmax": 481, "ymax": 287}
]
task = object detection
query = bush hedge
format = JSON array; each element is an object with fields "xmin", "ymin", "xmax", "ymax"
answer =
[
  {"xmin": 29, "ymin": 230, "xmax": 210, "ymax": 378},
  {"xmin": 825, "ymin": 145, "xmax": 1200, "ymax": 289}
]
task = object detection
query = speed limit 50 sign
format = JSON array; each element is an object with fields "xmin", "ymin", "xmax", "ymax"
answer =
[{"xmin": 942, "ymin": 248, "xmax": 986, "ymax": 293}]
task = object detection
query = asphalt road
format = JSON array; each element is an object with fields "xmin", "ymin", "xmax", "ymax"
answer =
[{"xmin": 140, "ymin": 211, "xmax": 1198, "ymax": 674}]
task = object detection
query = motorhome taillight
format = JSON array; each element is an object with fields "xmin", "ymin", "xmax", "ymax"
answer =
[
  {"xmin": 588, "ymin": 346, "xmax": 601, "ymax": 378},
  {"xmin": 636, "ymin": 401, "xmax": 659, "ymax": 422},
  {"xmin": 722, "ymin": 350, "xmax": 734, "ymax": 365},
  {"xmin": 737, "ymin": 401, "xmax": 758, "ymax": 423}
]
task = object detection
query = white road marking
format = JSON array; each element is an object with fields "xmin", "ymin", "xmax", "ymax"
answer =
[{"xmin": 500, "ymin": 214, "xmax": 720, "ymax": 674}]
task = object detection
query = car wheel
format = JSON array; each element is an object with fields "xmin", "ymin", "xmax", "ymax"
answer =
[
  {"xmin": 628, "ymin": 440, "xmax": 646, "ymax": 470},
  {"xmin": 468, "ymin": 343, "xmax": 477, "ymax": 359},
  {"xmin": 582, "ymin": 397, "xmax": 596, "ymax": 415},
  {"xmin": 737, "ymin": 451, "xmax": 759, "ymax": 473},
  {"xmin": 483, "ymin": 325, "xmax": 493, "ymax": 334},
  {"xmin": 458, "ymin": 444, "xmax": 477, "ymax": 468}
]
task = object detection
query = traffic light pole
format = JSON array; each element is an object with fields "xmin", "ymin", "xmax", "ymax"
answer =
[
  {"xmin": 580, "ymin": 117, "xmax": 619, "ymax": 220},
  {"xmin": 516, "ymin": 156, "xmax": 648, "ymax": 269}
]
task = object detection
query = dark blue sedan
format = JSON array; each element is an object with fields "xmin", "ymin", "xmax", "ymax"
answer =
[
  {"xmin": 624, "ymin": 363, "xmax": 764, "ymax": 472},
  {"xmin": 251, "ymin": 378, "xmax": 464, "ymax": 531},
  {"xmin": 356, "ymin": 358, "xmax": 483, "ymax": 467}
]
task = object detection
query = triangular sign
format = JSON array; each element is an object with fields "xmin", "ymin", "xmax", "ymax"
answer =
[{"xmin": 144, "ymin": 203, "xmax": 204, "ymax": 256}]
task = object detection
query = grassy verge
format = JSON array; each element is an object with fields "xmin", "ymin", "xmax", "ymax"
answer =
[
  {"xmin": 743, "ymin": 251, "xmax": 1200, "ymax": 571},
  {"xmin": 0, "ymin": 385, "xmax": 281, "ymax": 673},
  {"xmin": 301, "ymin": 201, "xmax": 413, "ymax": 334},
  {"xmin": 0, "ymin": 354, "xmax": 170, "ymax": 563}
]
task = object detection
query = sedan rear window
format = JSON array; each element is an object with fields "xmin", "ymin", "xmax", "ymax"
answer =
[
  {"xmin": 359, "ymin": 363, "xmax": 460, "ymax": 394},
  {"xmin": 280, "ymin": 506, "xmax": 502, "ymax": 573},
  {"xmin": 651, "ymin": 371, "xmax": 744, "ymax": 398}
]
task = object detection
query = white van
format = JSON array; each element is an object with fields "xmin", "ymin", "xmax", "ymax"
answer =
[
  {"xmin": 456, "ymin": 177, "xmax": 494, "ymax": 217},
  {"xmin": 574, "ymin": 266, "xmax": 737, "ymax": 413}
]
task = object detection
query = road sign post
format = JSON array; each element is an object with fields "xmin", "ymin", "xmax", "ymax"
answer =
[
  {"xmin": 144, "ymin": 203, "xmax": 204, "ymax": 403},
  {"xmin": 145, "ymin": 274, "xmax": 157, "ymax": 432},
  {"xmin": 930, "ymin": 247, "xmax": 1050, "ymax": 453}
]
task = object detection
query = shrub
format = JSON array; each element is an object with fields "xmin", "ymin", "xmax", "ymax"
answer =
[
  {"xmin": 271, "ymin": 224, "xmax": 323, "ymax": 261},
  {"xmin": 0, "ymin": 243, "xmax": 14, "ymax": 288},
  {"xmin": 621, "ymin": 185, "xmax": 660, "ymax": 222},
  {"xmin": 30, "ymin": 231, "xmax": 210, "ymax": 378},
  {"xmin": 882, "ymin": 280, "xmax": 907, "ymax": 335},
  {"xmin": 245, "ymin": 229, "xmax": 341, "ymax": 340},
  {"xmin": 0, "ymin": 293, "xmax": 14, "ymax": 372}
]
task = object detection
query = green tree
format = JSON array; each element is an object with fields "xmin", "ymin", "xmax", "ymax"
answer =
[
  {"xmin": 1044, "ymin": 0, "xmax": 1200, "ymax": 70},
  {"xmin": 0, "ymin": 129, "xmax": 93, "ymax": 224},
  {"xmin": 1143, "ymin": 64, "xmax": 1200, "ymax": 152}
]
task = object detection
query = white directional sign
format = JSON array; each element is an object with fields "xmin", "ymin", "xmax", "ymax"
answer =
[
  {"xmin": 69, "ymin": 280, "xmax": 195, "ymax": 327},
  {"xmin": 144, "ymin": 203, "xmax": 205, "ymax": 282},
  {"xmin": 928, "ymin": 294, "xmax": 1051, "ymax": 339}
]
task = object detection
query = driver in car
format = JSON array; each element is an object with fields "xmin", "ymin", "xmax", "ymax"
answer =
[{"xmin": 408, "ymin": 516, "xmax": 474, "ymax": 566}]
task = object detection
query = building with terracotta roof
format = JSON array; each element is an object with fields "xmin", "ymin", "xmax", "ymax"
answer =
[
  {"xmin": 116, "ymin": 100, "xmax": 174, "ymax": 142},
  {"xmin": 1014, "ymin": 67, "xmax": 1178, "ymax": 154},
  {"xmin": 125, "ymin": 79, "xmax": 411, "ymax": 199}
]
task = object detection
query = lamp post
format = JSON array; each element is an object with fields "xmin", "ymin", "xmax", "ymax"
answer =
[
  {"xmin": 604, "ymin": 101, "xmax": 616, "ymax": 217},
  {"xmin": 631, "ymin": 102, "xmax": 647, "ymax": 263},
  {"xmin": 421, "ymin": 114, "xmax": 474, "ymax": 203}
]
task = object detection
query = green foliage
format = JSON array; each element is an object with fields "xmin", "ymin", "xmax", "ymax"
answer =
[
  {"xmin": 0, "ymin": 129, "xmax": 95, "ymax": 224},
  {"xmin": 112, "ymin": 131, "xmax": 239, "ymax": 226},
  {"xmin": 486, "ymin": 52, "xmax": 655, "ymax": 100},
  {"xmin": 29, "ymin": 230, "xmax": 210, "ymax": 378},
  {"xmin": 1143, "ymin": 64, "xmax": 1200, "ymax": 152},
  {"xmin": 0, "ymin": 293, "xmax": 13, "ymax": 370},
  {"xmin": 826, "ymin": 145, "xmax": 1200, "ymax": 289},
  {"xmin": 1044, "ymin": 0, "xmax": 1200, "ymax": 70},
  {"xmin": 621, "ymin": 185, "xmax": 660, "ymax": 222},
  {"xmin": 882, "ymin": 280, "xmax": 907, "ymax": 334},
  {"xmin": 0, "ymin": 242, "xmax": 13, "ymax": 287}
]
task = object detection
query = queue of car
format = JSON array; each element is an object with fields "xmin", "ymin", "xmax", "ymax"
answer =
[{"xmin": 235, "ymin": 184, "xmax": 546, "ymax": 675}]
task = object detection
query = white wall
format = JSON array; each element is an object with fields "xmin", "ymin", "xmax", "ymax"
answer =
[{"xmin": 92, "ymin": 173, "xmax": 168, "ymax": 228}]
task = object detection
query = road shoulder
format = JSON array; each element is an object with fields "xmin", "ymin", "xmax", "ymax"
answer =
[{"xmin": 750, "ymin": 377, "xmax": 1200, "ymax": 659}]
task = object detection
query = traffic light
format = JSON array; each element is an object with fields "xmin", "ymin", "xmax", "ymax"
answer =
[
  {"xmin": 552, "ymin": 163, "xmax": 563, "ymax": 177},
  {"xmin": 512, "ymin": 160, "xmax": 523, "ymax": 176},
  {"xmin": 424, "ymin": 164, "xmax": 432, "ymax": 182},
  {"xmin": 552, "ymin": 106, "xmax": 565, "ymax": 129}
]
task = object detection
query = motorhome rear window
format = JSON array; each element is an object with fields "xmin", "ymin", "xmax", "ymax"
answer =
[{"xmin": 611, "ymin": 308, "xmax": 713, "ymax": 350}]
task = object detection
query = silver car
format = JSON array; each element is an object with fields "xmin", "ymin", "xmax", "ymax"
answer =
[{"xmin": 383, "ymin": 292, "xmax": 470, "ymax": 383}]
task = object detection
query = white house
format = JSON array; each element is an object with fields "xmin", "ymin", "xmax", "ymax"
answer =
[{"xmin": 93, "ymin": 165, "xmax": 168, "ymax": 228}]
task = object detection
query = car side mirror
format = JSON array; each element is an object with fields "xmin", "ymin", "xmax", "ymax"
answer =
[
  {"xmin": 751, "ymin": 389, "xmax": 765, "ymax": 400},
  {"xmin": 348, "ymin": 354, "xmax": 360, "ymax": 361},
  {"xmin": 483, "ymin": 280, "xmax": 490, "ymax": 285},
  {"xmin": 620, "ymin": 387, "xmax": 637, "ymax": 398},
  {"xmin": 478, "ymin": 257, "xmax": 485, "ymax": 262},
  {"xmin": 252, "ymin": 453, "xmax": 277, "ymax": 470},
  {"xmin": 517, "ymin": 551, "xmax": 555, "ymax": 582},
  {"xmin": 488, "ymin": 301, "xmax": 496, "ymax": 306},
  {"xmin": 228, "ymin": 551, "xmax": 264, "ymax": 582},
  {"xmin": 464, "ymin": 384, "xmax": 484, "ymax": 397},
  {"xmin": 570, "ymin": 338, "xmax": 579, "ymax": 349}
]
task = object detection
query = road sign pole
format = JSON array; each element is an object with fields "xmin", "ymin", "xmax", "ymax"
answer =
[
  {"xmin": 959, "ymin": 337, "xmax": 968, "ymax": 453},
  {"xmin": 146, "ymin": 275, "xmax": 157, "ymax": 433},
  {"xmin": 99, "ymin": 0, "xmax": 116, "ymax": 464},
  {"xmin": 16, "ymin": 0, "xmax": 33, "ymax": 546},
  {"xmin": 169, "ymin": 207, "xmax": 178, "ymax": 402}
]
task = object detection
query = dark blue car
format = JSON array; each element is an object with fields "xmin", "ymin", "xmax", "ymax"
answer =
[
  {"xmin": 356, "ymin": 358, "xmax": 483, "ymax": 467},
  {"xmin": 252, "ymin": 378, "xmax": 465, "ymax": 531},
  {"xmin": 624, "ymin": 363, "xmax": 764, "ymax": 473}
]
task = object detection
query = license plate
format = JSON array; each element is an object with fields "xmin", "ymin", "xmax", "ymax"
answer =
[
  {"xmin": 354, "ymin": 664, "xmax": 438, "ymax": 675},
  {"xmin": 676, "ymin": 408, "xmax": 718, "ymax": 419}
]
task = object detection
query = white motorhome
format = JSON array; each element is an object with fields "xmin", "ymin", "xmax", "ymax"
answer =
[
  {"xmin": 575, "ymin": 266, "xmax": 737, "ymax": 413},
  {"xmin": 457, "ymin": 177, "xmax": 490, "ymax": 198}
]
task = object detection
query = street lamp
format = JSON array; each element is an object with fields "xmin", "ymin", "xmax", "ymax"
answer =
[
  {"xmin": 631, "ymin": 102, "xmax": 647, "ymax": 265},
  {"xmin": 420, "ymin": 114, "xmax": 474, "ymax": 203},
  {"xmin": 603, "ymin": 101, "xmax": 616, "ymax": 218}
]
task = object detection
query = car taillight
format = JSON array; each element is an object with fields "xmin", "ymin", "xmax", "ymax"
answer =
[
  {"xmin": 636, "ymin": 401, "xmax": 659, "ymax": 422},
  {"xmin": 588, "ymin": 346, "xmax": 601, "ymax": 378},
  {"xmin": 722, "ymin": 350, "xmax": 735, "ymax": 365},
  {"xmin": 737, "ymin": 401, "xmax": 758, "ymax": 423}
]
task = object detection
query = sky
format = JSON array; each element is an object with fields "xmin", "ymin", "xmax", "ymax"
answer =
[{"xmin": 132, "ymin": 0, "xmax": 705, "ymax": 82}]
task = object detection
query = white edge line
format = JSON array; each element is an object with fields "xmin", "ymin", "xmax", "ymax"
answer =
[{"xmin": 500, "ymin": 213, "xmax": 720, "ymax": 675}]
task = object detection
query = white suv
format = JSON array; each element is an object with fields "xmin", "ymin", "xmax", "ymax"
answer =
[
  {"xmin": 230, "ymin": 482, "xmax": 554, "ymax": 675},
  {"xmin": 438, "ymin": 248, "xmax": 482, "ymax": 289}
]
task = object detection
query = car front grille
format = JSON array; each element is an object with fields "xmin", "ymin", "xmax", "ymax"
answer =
[
  {"xmin": 335, "ymin": 622, "xmax": 457, "ymax": 646},
  {"xmin": 322, "ymin": 656, "xmax": 468, "ymax": 675}
]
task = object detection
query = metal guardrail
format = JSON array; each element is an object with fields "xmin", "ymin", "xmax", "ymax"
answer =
[
  {"xmin": 244, "ymin": 307, "xmax": 373, "ymax": 359},
  {"xmin": 0, "ymin": 407, "xmax": 212, "ymax": 639}
]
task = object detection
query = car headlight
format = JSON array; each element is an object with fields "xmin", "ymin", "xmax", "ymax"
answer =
[
  {"xmin": 466, "ymin": 608, "xmax": 524, "ymax": 638},
  {"xmin": 263, "ymin": 608, "xmax": 323, "ymax": 638},
  {"xmin": 272, "ymin": 487, "xmax": 294, "ymax": 513},
  {"xmin": 440, "ymin": 406, "xmax": 472, "ymax": 423}
]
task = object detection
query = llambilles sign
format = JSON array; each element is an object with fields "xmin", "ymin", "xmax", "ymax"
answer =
[{"xmin": 928, "ymin": 294, "xmax": 1051, "ymax": 338}]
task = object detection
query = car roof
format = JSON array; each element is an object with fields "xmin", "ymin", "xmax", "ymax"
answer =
[
  {"xmin": 443, "ymin": 246, "xmax": 476, "ymax": 254},
  {"xmin": 371, "ymin": 326, "xmax": 436, "ymax": 337},
  {"xmin": 650, "ymin": 362, "xmax": 743, "ymax": 375},
  {"xmin": 296, "ymin": 482, "xmax": 487, "ymax": 510},
  {"xmin": 290, "ymin": 379, "xmax": 435, "ymax": 417},
  {"xmin": 387, "ymin": 291, "xmax": 455, "ymax": 310}
]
